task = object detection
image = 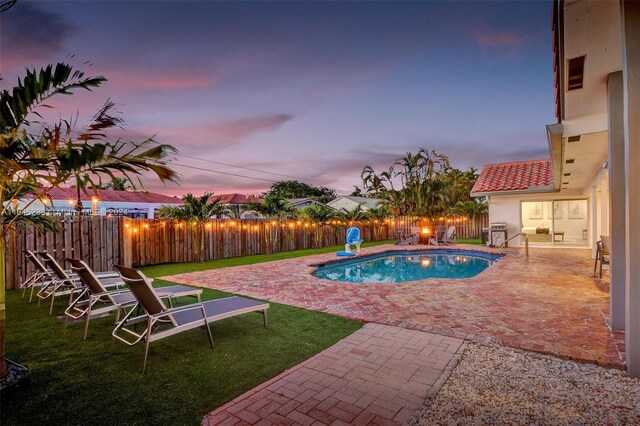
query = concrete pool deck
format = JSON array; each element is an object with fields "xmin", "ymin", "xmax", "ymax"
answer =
[{"xmin": 164, "ymin": 244, "xmax": 623, "ymax": 368}]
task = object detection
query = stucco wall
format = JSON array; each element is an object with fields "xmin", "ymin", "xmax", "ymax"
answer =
[{"xmin": 487, "ymin": 190, "xmax": 590, "ymax": 247}]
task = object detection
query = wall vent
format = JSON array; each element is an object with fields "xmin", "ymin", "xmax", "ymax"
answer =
[
  {"xmin": 567, "ymin": 56, "xmax": 585, "ymax": 91},
  {"xmin": 563, "ymin": 173, "xmax": 571, "ymax": 176},
  {"xmin": 565, "ymin": 159, "xmax": 575, "ymax": 164},
  {"xmin": 567, "ymin": 135, "xmax": 581, "ymax": 142}
]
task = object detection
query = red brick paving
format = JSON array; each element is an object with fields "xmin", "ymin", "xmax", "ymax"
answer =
[
  {"xmin": 165, "ymin": 244, "xmax": 623, "ymax": 368},
  {"xmin": 202, "ymin": 323, "xmax": 463, "ymax": 426}
]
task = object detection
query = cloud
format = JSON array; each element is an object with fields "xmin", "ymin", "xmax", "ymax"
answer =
[
  {"xmin": 0, "ymin": 3, "xmax": 75, "ymax": 70},
  {"xmin": 103, "ymin": 68, "xmax": 216, "ymax": 91},
  {"xmin": 189, "ymin": 114, "xmax": 294, "ymax": 147}
]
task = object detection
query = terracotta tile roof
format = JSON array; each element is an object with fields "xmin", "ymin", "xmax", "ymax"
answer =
[
  {"xmin": 36, "ymin": 187, "xmax": 181, "ymax": 204},
  {"xmin": 214, "ymin": 193, "xmax": 263, "ymax": 204},
  {"xmin": 471, "ymin": 159, "xmax": 554, "ymax": 195}
]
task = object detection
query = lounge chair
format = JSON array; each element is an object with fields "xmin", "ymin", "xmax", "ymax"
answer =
[
  {"xmin": 22, "ymin": 250, "xmax": 56, "ymax": 302},
  {"xmin": 37, "ymin": 252, "xmax": 121, "ymax": 315},
  {"xmin": 345, "ymin": 227, "xmax": 363, "ymax": 253},
  {"xmin": 112, "ymin": 265, "xmax": 270, "ymax": 374},
  {"xmin": 65, "ymin": 258, "xmax": 202, "ymax": 339},
  {"xmin": 443, "ymin": 226, "xmax": 457, "ymax": 245}
]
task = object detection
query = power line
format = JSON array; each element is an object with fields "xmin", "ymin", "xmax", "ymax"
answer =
[
  {"xmin": 172, "ymin": 162, "xmax": 278, "ymax": 183},
  {"xmin": 176, "ymin": 153, "xmax": 310, "ymax": 182}
]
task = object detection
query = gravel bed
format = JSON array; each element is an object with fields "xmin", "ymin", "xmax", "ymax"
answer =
[{"xmin": 411, "ymin": 343, "xmax": 640, "ymax": 426}]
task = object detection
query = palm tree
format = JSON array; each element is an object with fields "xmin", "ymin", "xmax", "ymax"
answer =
[
  {"xmin": 0, "ymin": 63, "xmax": 179, "ymax": 379},
  {"xmin": 158, "ymin": 192, "xmax": 225, "ymax": 263},
  {"xmin": 336, "ymin": 204, "xmax": 369, "ymax": 224},
  {"xmin": 244, "ymin": 194, "xmax": 296, "ymax": 254},
  {"xmin": 366, "ymin": 205, "xmax": 391, "ymax": 240},
  {"xmin": 416, "ymin": 148, "xmax": 450, "ymax": 180},
  {"xmin": 300, "ymin": 205, "xmax": 336, "ymax": 248},
  {"xmin": 104, "ymin": 176, "xmax": 136, "ymax": 191}
]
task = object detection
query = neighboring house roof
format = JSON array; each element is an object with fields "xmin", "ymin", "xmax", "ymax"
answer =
[
  {"xmin": 36, "ymin": 187, "xmax": 182, "ymax": 204},
  {"xmin": 327, "ymin": 196, "xmax": 382, "ymax": 210},
  {"xmin": 214, "ymin": 193, "xmax": 263, "ymax": 205},
  {"xmin": 287, "ymin": 198, "xmax": 330, "ymax": 208},
  {"xmin": 471, "ymin": 159, "xmax": 555, "ymax": 196}
]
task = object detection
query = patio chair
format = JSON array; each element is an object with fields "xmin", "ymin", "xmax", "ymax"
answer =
[
  {"xmin": 430, "ymin": 226, "xmax": 456, "ymax": 245},
  {"xmin": 112, "ymin": 265, "xmax": 270, "ymax": 374},
  {"xmin": 344, "ymin": 227, "xmax": 363, "ymax": 253},
  {"xmin": 397, "ymin": 227, "xmax": 420, "ymax": 245},
  {"xmin": 443, "ymin": 226, "xmax": 457, "ymax": 245},
  {"xmin": 37, "ymin": 252, "xmax": 121, "ymax": 315},
  {"xmin": 594, "ymin": 235, "xmax": 610, "ymax": 278},
  {"xmin": 22, "ymin": 250, "xmax": 56, "ymax": 302},
  {"xmin": 65, "ymin": 258, "xmax": 202, "ymax": 339}
]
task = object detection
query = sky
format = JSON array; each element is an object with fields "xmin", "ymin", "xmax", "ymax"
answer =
[{"xmin": 1, "ymin": 0, "xmax": 556, "ymax": 197}]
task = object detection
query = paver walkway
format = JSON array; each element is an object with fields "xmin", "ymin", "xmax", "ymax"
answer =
[
  {"xmin": 203, "ymin": 323, "xmax": 463, "ymax": 426},
  {"xmin": 166, "ymin": 245, "xmax": 622, "ymax": 367}
]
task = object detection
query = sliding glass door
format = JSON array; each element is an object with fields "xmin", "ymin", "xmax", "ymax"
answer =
[{"xmin": 520, "ymin": 199, "xmax": 589, "ymax": 247}]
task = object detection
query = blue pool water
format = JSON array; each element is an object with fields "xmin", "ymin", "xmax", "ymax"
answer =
[{"xmin": 313, "ymin": 250, "xmax": 503, "ymax": 283}]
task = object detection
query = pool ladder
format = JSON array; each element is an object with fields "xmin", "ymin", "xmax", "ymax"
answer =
[{"xmin": 498, "ymin": 233, "xmax": 529, "ymax": 258}]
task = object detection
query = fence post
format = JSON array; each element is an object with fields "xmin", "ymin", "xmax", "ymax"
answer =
[{"xmin": 121, "ymin": 218, "xmax": 133, "ymax": 267}]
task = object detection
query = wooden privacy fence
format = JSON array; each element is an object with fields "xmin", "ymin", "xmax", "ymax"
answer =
[
  {"xmin": 4, "ymin": 216, "xmax": 127, "ymax": 290},
  {"xmin": 4, "ymin": 213, "xmax": 488, "ymax": 289}
]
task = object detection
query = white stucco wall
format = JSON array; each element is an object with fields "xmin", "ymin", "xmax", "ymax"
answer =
[{"xmin": 487, "ymin": 189, "xmax": 590, "ymax": 247}]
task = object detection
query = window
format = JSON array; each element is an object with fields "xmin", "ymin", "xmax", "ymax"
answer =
[{"xmin": 567, "ymin": 56, "xmax": 585, "ymax": 91}]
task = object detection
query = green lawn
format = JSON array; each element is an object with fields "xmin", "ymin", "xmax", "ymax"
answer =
[
  {"xmin": 141, "ymin": 239, "xmax": 395, "ymax": 277},
  {"xmin": 457, "ymin": 238, "xmax": 483, "ymax": 245},
  {"xmin": 2, "ymin": 285, "xmax": 362, "ymax": 424}
]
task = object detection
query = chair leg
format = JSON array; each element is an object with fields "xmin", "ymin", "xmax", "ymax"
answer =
[
  {"xmin": 263, "ymin": 309, "xmax": 269, "ymax": 328},
  {"xmin": 600, "ymin": 256, "xmax": 604, "ymax": 278},
  {"xmin": 205, "ymin": 322, "xmax": 214, "ymax": 348},
  {"xmin": 49, "ymin": 293, "xmax": 56, "ymax": 315},
  {"xmin": 142, "ymin": 340, "xmax": 150, "ymax": 375}
]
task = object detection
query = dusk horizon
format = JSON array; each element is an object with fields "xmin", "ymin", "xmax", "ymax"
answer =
[{"xmin": 1, "ymin": 0, "xmax": 555, "ymax": 197}]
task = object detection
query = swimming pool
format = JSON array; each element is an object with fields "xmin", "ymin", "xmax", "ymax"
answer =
[{"xmin": 313, "ymin": 250, "xmax": 503, "ymax": 283}]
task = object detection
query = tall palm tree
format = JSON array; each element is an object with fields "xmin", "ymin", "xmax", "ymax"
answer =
[
  {"xmin": 336, "ymin": 204, "xmax": 369, "ymax": 223},
  {"xmin": 300, "ymin": 205, "xmax": 336, "ymax": 248},
  {"xmin": 0, "ymin": 63, "xmax": 179, "ymax": 379},
  {"xmin": 158, "ymin": 192, "xmax": 225, "ymax": 263}
]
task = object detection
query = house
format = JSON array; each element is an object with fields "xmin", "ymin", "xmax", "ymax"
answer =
[
  {"xmin": 214, "ymin": 193, "xmax": 263, "ymax": 219},
  {"xmin": 473, "ymin": 0, "xmax": 638, "ymax": 377},
  {"xmin": 287, "ymin": 198, "xmax": 332, "ymax": 210},
  {"xmin": 23, "ymin": 187, "xmax": 182, "ymax": 218},
  {"xmin": 471, "ymin": 158, "xmax": 589, "ymax": 247},
  {"xmin": 326, "ymin": 195, "xmax": 382, "ymax": 212}
]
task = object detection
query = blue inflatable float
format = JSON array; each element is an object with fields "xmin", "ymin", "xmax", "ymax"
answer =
[{"xmin": 336, "ymin": 251, "xmax": 356, "ymax": 257}]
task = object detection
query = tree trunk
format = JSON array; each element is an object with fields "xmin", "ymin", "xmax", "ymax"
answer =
[{"xmin": 0, "ymin": 235, "xmax": 8, "ymax": 378}]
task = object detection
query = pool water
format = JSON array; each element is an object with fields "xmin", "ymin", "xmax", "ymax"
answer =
[{"xmin": 313, "ymin": 250, "xmax": 502, "ymax": 283}]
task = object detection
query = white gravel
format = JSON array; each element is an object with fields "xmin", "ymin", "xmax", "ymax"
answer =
[{"xmin": 411, "ymin": 343, "xmax": 640, "ymax": 426}]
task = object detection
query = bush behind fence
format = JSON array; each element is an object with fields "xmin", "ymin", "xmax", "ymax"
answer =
[{"xmin": 4, "ymin": 214, "xmax": 487, "ymax": 289}]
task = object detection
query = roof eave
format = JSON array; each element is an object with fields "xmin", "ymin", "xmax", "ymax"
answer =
[{"xmin": 471, "ymin": 185, "xmax": 559, "ymax": 198}]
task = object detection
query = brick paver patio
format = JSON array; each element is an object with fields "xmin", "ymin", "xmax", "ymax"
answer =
[
  {"xmin": 166, "ymin": 244, "xmax": 623, "ymax": 367},
  {"xmin": 203, "ymin": 323, "xmax": 463, "ymax": 426}
]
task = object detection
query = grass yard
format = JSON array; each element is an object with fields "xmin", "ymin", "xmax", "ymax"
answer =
[
  {"xmin": 457, "ymin": 238, "xmax": 483, "ymax": 245},
  {"xmin": 2, "ymin": 285, "xmax": 362, "ymax": 425},
  {"xmin": 141, "ymin": 239, "xmax": 395, "ymax": 277}
]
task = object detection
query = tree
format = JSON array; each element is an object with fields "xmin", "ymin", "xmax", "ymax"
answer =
[
  {"xmin": 350, "ymin": 186, "xmax": 364, "ymax": 197},
  {"xmin": 300, "ymin": 205, "xmax": 336, "ymax": 248},
  {"xmin": 104, "ymin": 176, "xmax": 136, "ymax": 191},
  {"xmin": 0, "ymin": 63, "xmax": 179, "ymax": 380},
  {"xmin": 263, "ymin": 180, "xmax": 337, "ymax": 204},
  {"xmin": 336, "ymin": 203, "xmax": 369, "ymax": 224},
  {"xmin": 158, "ymin": 192, "xmax": 225, "ymax": 263},
  {"xmin": 245, "ymin": 194, "xmax": 296, "ymax": 254},
  {"xmin": 365, "ymin": 205, "xmax": 391, "ymax": 240}
]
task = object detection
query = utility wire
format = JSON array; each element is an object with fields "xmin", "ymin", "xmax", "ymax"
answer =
[
  {"xmin": 171, "ymin": 162, "xmax": 278, "ymax": 183},
  {"xmin": 175, "ymin": 153, "xmax": 310, "ymax": 182}
]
